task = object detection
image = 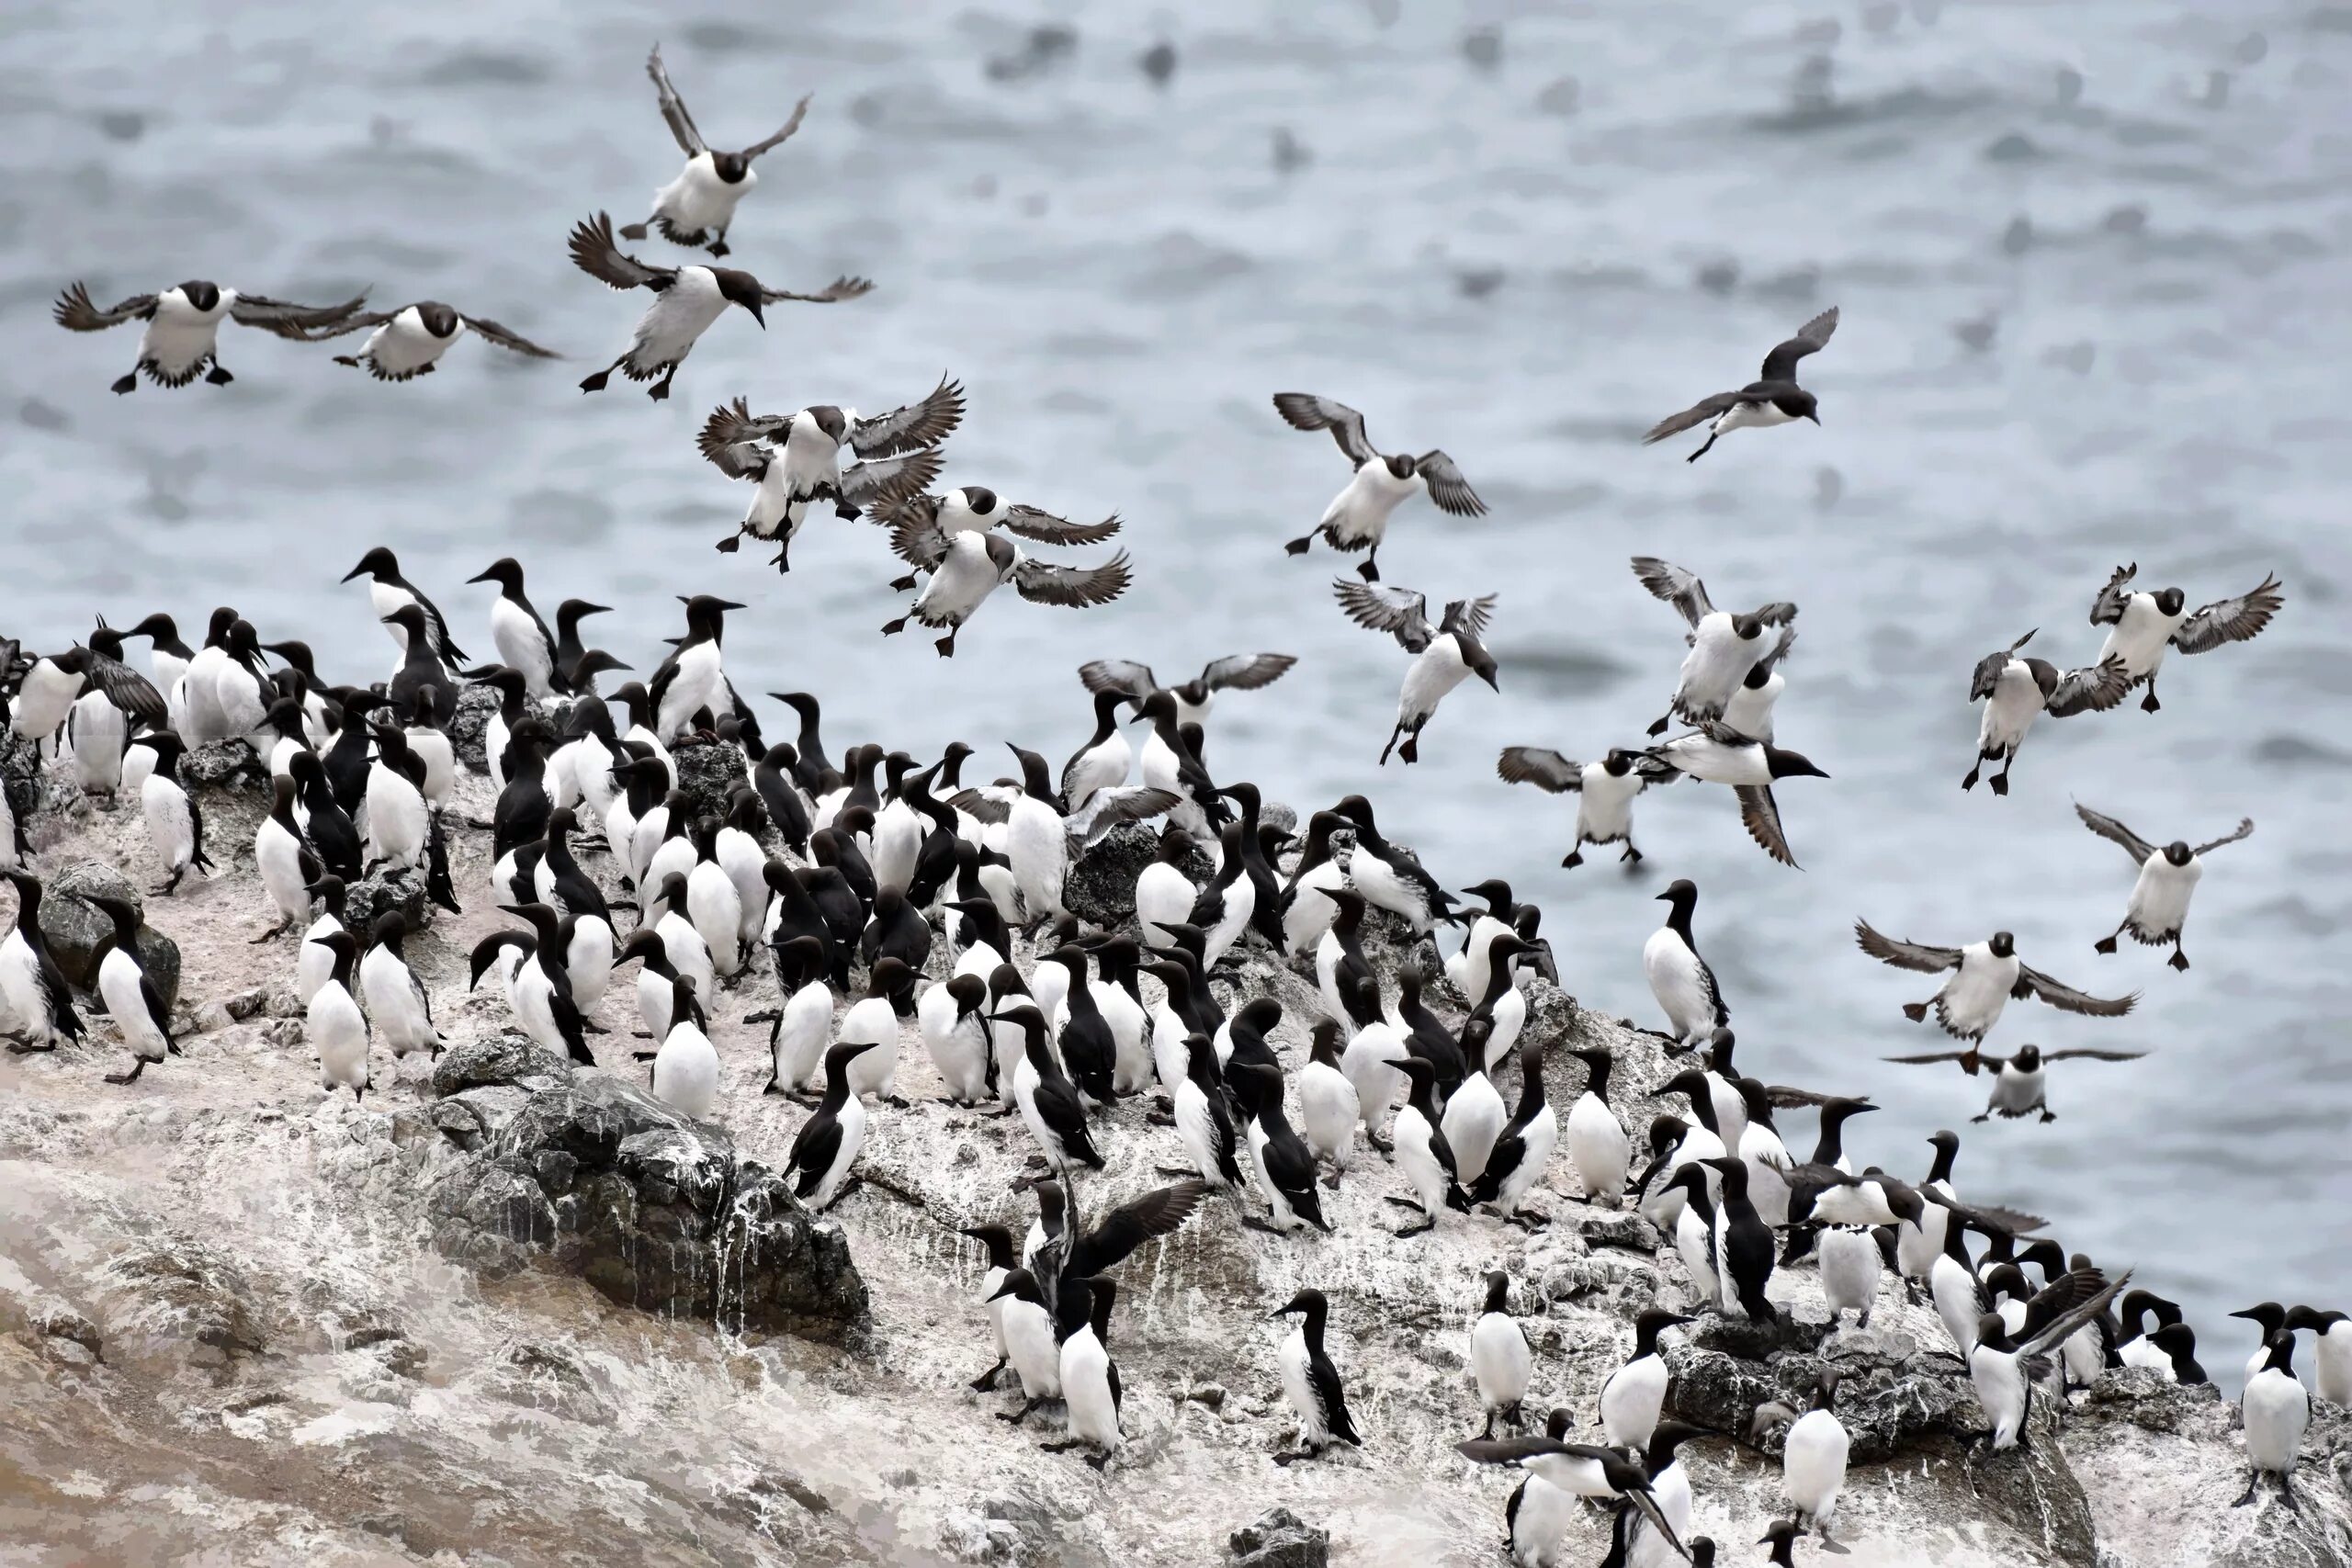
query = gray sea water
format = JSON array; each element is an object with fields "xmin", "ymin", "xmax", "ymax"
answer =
[{"xmin": 5, "ymin": 0, "xmax": 2348, "ymax": 1379}]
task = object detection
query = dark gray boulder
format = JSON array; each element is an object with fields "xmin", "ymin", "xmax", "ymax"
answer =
[
  {"xmin": 183, "ymin": 739, "xmax": 266, "ymax": 793},
  {"xmin": 345, "ymin": 865, "xmax": 428, "ymax": 934},
  {"xmin": 448, "ymin": 682, "xmax": 498, "ymax": 773},
  {"xmin": 426, "ymin": 1072, "xmax": 866, "ymax": 1340},
  {"xmin": 672, "ymin": 737, "xmax": 748, "ymax": 824},
  {"xmin": 428, "ymin": 1032, "xmax": 574, "ymax": 1097},
  {"xmin": 37, "ymin": 860, "xmax": 181, "ymax": 1008},
  {"xmin": 1229, "ymin": 1507, "xmax": 1329, "ymax": 1568},
  {"xmin": 1066, "ymin": 822, "xmax": 1214, "ymax": 929}
]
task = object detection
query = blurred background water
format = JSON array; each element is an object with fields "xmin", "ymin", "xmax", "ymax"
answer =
[{"xmin": 4, "ymin": 0, "xmax": 2348, "ymax": 1378}]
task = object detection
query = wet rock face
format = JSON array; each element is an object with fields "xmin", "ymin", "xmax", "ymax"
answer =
[
  {"xmin": 1065, "ymin": 822, "xmax": 1215, "ymax": 928},
  {"xmin": 1228, "ymin": 1507, "xmax": 1329, "ymax": 1568},
  {"xmin": 345, "ymin": 864, "xmax": 428, "ymax": 934},
  {"xmin": 36, "ymin": 859, "xmax": 181, "ymax": 1009},
  {"xmin": 425, "ymin": 1070, "xmax": 867, "ymax": 1340},
  {"xmin": 183, "ymin": 739, "xmax": 266, "ymax": 794},
  {"xmin": 672, "ymin": 737, "xmax": 748, "ymax": 824},
  {"xmin": 448, "ymin": 682, "xmax": 498, "ymax": 773}
]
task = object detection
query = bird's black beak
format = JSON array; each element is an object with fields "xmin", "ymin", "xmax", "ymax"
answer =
[
  {"xmin": 340, "ymin": 562, "xmax": 368, "ymax": 582},
  {"xmin": 466, "ymin": 568, "xmax": 496, "ymax": 584},
  {"xmin": 1806, "ymin": 412, "xmax": 1821, "ymax": 425},
  {"xmin": 1480, "ymin": 670, "xmax": 1500, "ymax": 693},
  {"xmin": 744, "ymin": 301, "xmax": 767, "ymax": 330}
]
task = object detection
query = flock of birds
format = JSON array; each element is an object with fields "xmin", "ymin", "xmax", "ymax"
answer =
[{"xmin": 4, "ymin": 40, "xmax": 2335, "ymax": 1568}]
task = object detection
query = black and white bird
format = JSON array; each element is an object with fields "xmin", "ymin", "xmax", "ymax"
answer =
[
  {"xmin": 996, "ymin": 998, "xmax": 1105, "ymax": 1172},
  {"xmin": 568, "ymin": 211, "xmax": 870, "ymax": 400},
  {"xmin": 1856, "ymin": 922, "xmax": 2137, "ymax": 1042},
  {"xmin": 1700, "ymin": 1156, "xmax": 1778, "ymax": 1323},
  {"xmin": 1470, "ymin": 1271, "xmax": 1533, "ymax": 1438},
  {"xmin": 695, "ymin": 393, "xmax": 952, "ymax": 569},
  {"xmin": 466, "ymin": 558, "xmax": 567, "ymax": 700},
  {"xmin": 2075, "ymin": 804, "xmax": 2254, "ymax": 971},
  {"xmin": 1968, "ymin": 1269, "xmax": 2131, "ymax": 1450},
  {"xmin": 1272, "ymin": 393, "xmax": 1486, "ymax": 581},
  {"xmin": 1268, "ymin": 1288, "xmax": 1363, "ymax": 1465},
  {"xmin": 1497, "ymin": 746, "xmax": 1674, "ymax": 868},
  {"xmin": 128, "ymin": 733, "xmax": 212, "ymax": 894},
  {"xmin": 1472, "ymin": 1042, "xmax": 1559, "ymax": 1226},
  {"xmin": 1331, "ymin": 580, "xmax": 1498, "ymax": 765},
  {"xmin": 786, "ymin": 1041, "xmax": 879, "ymax": 1211},
  {"xmin": 1561, "ymin": 1047, "xmax": 1630, "ymax": 1207},
  {"xmin": 881, "ymin": 521, "xmax": 1131, "ymax": 659},
  {"xmin": 1454, "ymin": 1435, "xmax": 1690, "ymax": 1562},
  {"xmin": 886, "ymin": 486, "xmax": 1122, "ymax": 547},
  {"xmin": 1631, "ymin": 558, "xmax": 1798, "ymax": 734},
  {"xmin": 1758, "ymin": 1370, "xmax": 1849, "ymax": 1547},
  {"xmin": 1, "ymin": 873, "xmax": 85, "ymax": 1055},
  {"xmin": 1386, "ymin": 1055, "xmax": 1468, "ymax": 1236},
  {"xmin": 300, "ymin": 300, "xmax": 556, "ymax": 380},
  {"xmin": 1640, "ymin": 306, "xmax": 1838, "ymax": 461},
  {"xmin": 74, "ymin": 892, "xmax": 174, "ymax": 1086},
  {"xmin": 1043, "ymin": 1275, "xmax": 1125, "ymax": 1469},
  {"xmin": 1600, "ymin": 1309, "xmax": 1691, "ymax": 1450},
  {"xmin": 1880, "ymin": 1041, "xmax": 2150, "ymax": 1122},
  {"xmin": 1645, "ymin": 880, "xmax": 1727, "ymax": 1049},
  {"xmin": 1331, "ymin": 794, "xmax": 1460, "ymax": 932},
  {"xmin": 306, "ymin": 929, "xmax": 371, "ymax": 1102},
  {"xmin": 357, "ymin": 912, "xmax": 443, "ymax": 1074},
  {"xmin": 624, "ymin": 44, "xmax": 813, "ymax": 256},
  {"xmin": 53, "ymin": 279, "xmax": 366, "ymax": 392},
  {"xmin": 647, "ymin": 594, "xmax": 745, "ymax": 740},
  {"xmin": 2239, "ymin": 1333, "xmax": 2313, "ymax": 1508},
  {"xmin": 1078, "ymin": 652, "xmax": 1298, "ymax": 729},
  {"xmin": 342, "ymin": 547, "xmax": 468, "ymax": 669},
  {"xmin": 1641, "ymin": 726, "xmax": 1827, "ymax": 867},
  {"xmin": 2087, "ymin": 562, "xmax": 2286, "ymax": 712},
  {"xmin": 1962, "ymin": 631, "xmax": 2130, "ymax": 795}
]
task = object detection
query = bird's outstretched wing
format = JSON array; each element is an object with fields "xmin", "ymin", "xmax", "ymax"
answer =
[
  {"xmin": 1735, "ymin": 784, "xmax": 1797, "ymax": 867},
  {"xmin": 1272, "ymin": 392, "xmax": 1376, "ymax": 465},
  {"xmin": 1196, "ymin": 653, "xmax": 1292, "ymax": 694},
  {"xmin": 2018, "ymin": 1271, "xmax": 2132, "ymax": 1374},
  {"xmin": 945, "ymin": 785, "xmax": 1019, "ymax": 825},
  {"xmin": 2040, "ymin": 1048, "xmax": 2150, "ymax": 1064},
  {"xmin": 464, "ymin": 314, "xmax": 560, "ymax": 358},
  {"xmin": 697, "ymin": 397, "xmax": 783, "ymax": 468},
  {"xmin": 2087, "ymin": 563, "xmax": 2138, "ymax": 626},
  {"xmin": 702, "ymin": 440, "xmax": 768, "ymax": 482},
  {"xmin": 2172, "ymin": 573, "xmax": 2283, "ymax": 655},
  {"xmin": 886, "ymin": 514, "xmax": 952, "ymax": 572},
  {"xmin": 230, "ymin": 294, "xmax": 371, "ymax": 336},
  {"xmin": 847, "ymin": 375, "xmax": 965, "ymax": 457},
  {"xmin": 291, "ymin": 308, "xmax": 396, "ymax": 342},
  {"xmin": 1441, "ymin": 594, "xmax": 1498, "ymax": 643},
  {"xmin": 1078, "ymin": 660, "xmax": 1157, "ymax": 703},
  {"xmin": 1881, "ymin": 1048, "xmax": 1992, "ymax": 1075},
  {"xmin": 2012, "ymin": 965, "xmax": 2137, "ymax": 1018},
  {"xmin": 2193, "ymin": 818, "xmax": 2254, "ymax": 856},
  {"xmin": 2043, "ymin": 655, "xmax": 2130, "ymax": 716},
  {"xmin": 1066, "ymin": 786, "xmax": 1182, "ymax": 851},
  {"xmin": 1012, "ymin": 552, "xmax": 1132, "ymax": 608},
  {"xmin": 85, "ymin": 651, "xmax": 166, "ymax": 723},
  {"xmin": 1416, "ymin": 452, "xmax": 1486, "ymax": 516},
  {"xmin": 1065, "ymin": 1178, "xmax": 1210, "ymax": 1276},
  {"xmin": 757, "ymin": 276, "xmax": 874, "ymax": 305},
  {"xmin": 1333, "ymin": 580, "xmax": 1434, "ymax": 652},
  {"xmin": 840, "ymin": 448, "xmax": 944, "ymax": 510},
  {"xmin": 53, "ymin": 283, "xmax": 157, "ymax": 331},
  {"xmin": 1497, "ymin": 747, "xmax": 1584, "ymax": 793},
  {"xmin": 1640, "ymin": 393, "xmax": 1741, "ymax": 446},
  {"xmin": 738, "ymin": 93, "xmax": 813, "ymax": 159},
  {"xmin": 569, "ymin": 212, "xmax": 676, "ymax": 291},
  {"xmin": 1970, "ymin": 630, "xmax": 2036, "ymax": 701},
  {"xmin": 2073, "ymin": 803, "xmax": 2156, "ymax": 866},
  {"xmin": 1758, "ymin": 306, "xmax": 1839, "ymax": 381},
  {"xmin": 1001, "ymin": 506, "xmax": 1122, "ymax": 546},
  {"xmin": 1630, "ymin": 558, "xmax": 1714, "ymax": 628},
  {"xmin": 1855, "ymin": 919, "xmax": 1962, "ymax": 974},
  {"xmin": 646, "ymin": 45, "xmax": 707, "ymax": 154}
]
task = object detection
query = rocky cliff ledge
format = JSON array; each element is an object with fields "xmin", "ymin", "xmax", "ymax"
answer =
[{"xmin": 2, "ymin": 749, "xmax": 2345, "ymax": 1567}]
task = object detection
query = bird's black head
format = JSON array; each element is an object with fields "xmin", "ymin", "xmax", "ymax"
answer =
[
  {"xmin": 1742, "ymin": 660, "xmax": 1777, "ymax": 690},
  {"xmin": 413, "ymin": 301, "xmax": 461, "ymax": 338},
  {"xmin": 175, "ymin": 280, "xmax": 221, "ymax": 312},
  {"xmin": 1384, "ymin": 453, "xmax": 1416, "ymax": 480},
  {"xmin": 1790, "ymin": 389, "xmax": 1820, "ymax": 425},
  {"xmin": 1988, "ymin": 931, "xmax": 2017, "ymax": 958},
  {"xmin": 713, "ymin": 151, "xmax": 751, "ymax": 183},
  {"xmin": 805, "ymin": 405, "xmax": 848, "ymax": 445},
  {"xmin": 1464, "ymin": 639, "xmax": 1500, "ymax": 692},
  {"xmin": 958, "ymin": 484, "xmax": 1000, "ymax": 517},
  {"xmin": 1763, "ymin": 744, "xmax": 1828, "ymax": 781},
  {"xmin": 711, "ymin": 268, "xmax": 766, "ymax": 326},
  {"xmin": 2163, "ymin": 840, "xmax": 2192, "ymax": 866},
  {"xmin": 2010, "ymin": 1043, "xmax": 2042, "ymax": 1071},
  {"xmin": 343, "ymin": 547, "xmax": 398, "ymax": 583},
  {"xmin": 2154, "ymin": 587, "xmax": 2187, "ymax": 616},
  {"xmin": 1268, "ymin": 1287, "xmax": 1327, "ymax": 1320},
  {"xmin": 468, "ymin": 557, "xmax": 526, "ymax": 592}
]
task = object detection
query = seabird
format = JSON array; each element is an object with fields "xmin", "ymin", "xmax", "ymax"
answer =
[
  {"xmin": 2087, "ymin": 562, "xmax": 2285, "ymax": 712},
  {"xmin": 1968, "ymin": 1269, "xmax": 2131, "ymax": 1450},
  {"xmin": 1331, "ymin": 580, "xmax": 1498, "ymax": 765},
  {"xmin": 1455, "ymin": 1435, "xmax": 1690, "ymax": 1562},
  {"xmin": 2238, "ymin": 1333, "xmax": 2312, "ymax": 1507},
  {"xmin": 53, "ymin": 279, "xmax": 366, "ymax": 392},
  {"xmin": 306, "ymin": 930, "xmax": 371, "ymax": 1102},
  {"xmin": 1272, "ymin": 392, "xmax": 1486, "ymax": 581},
  {"xmin": 881, "ymin": 522, "xmax": 1131, "ymax": 657},
  {"xmin": 1472, "ymin": 1040, "xmax": 1559, "ymax": 1227},
  {"xmin": 1497, "ymin": 745, "xmax": 1674, "ymax": 868},
  {"xmin": 1042, "ymin": 1276, "xmax": 1125, "ymax": 1469},
  {"xmin": 300, "ymin": 300, "xmax": 556, "ymax": 380},
  {"xmin": 1470, "ymin": 1271, "xmax": 1533, "ymax": 1438},
  {"xmin": 786, "ymin": 1041, "xmax": 879, "ymax": 1211},
  {"xmin": 1268, "ymin": 1288, "xmax": 1363, "ymax": 1465},
  {"xmin": 625, "ymin": 44, "xmax": 813, "ymax": 256},
  {"xmin": 1645, "ymin": 880, "xmax": 1727, "ymax": 1049},
  {"xmin": 84, "ymin": 896, "xmax": 175, "ymax": 1085},
  {"xmin": 568, "ymin": 211, "xmax": 870, "ymax": 400},
  {"xmin": 1764, "ymin": 1369, "xmax": 1849, "ymax": 1547},
  {"xmin": 695, "ymin": 416, "xmax": 945, "ymax": 572},
  {"xmin": 1641, "ymin": 306, "xmax": 1838, "ymax": 461},
  {"xmin": 343, "ymin": 547, "xmax": 468, "ymax": 668},
  {"xmin": 1631, "ymin": 558, "xmax": 1798, "ymax": 733},
  {"xmin": 1642, "ymin": 726, "xmax": 1827, "ymax": 867},
  {"xmin": 1962, "ymin": 630, "xmax": 2129, "ymax": 794},
  {"xmin": 127, "ymin": 733, "xmax": 212, "ymax": 893},
  {"xmin": 1856, "ymin": 922, "xmax": 2137, "ymax": 1041},
  {"xmin": 468, "ymin": 557, "xmax": 565, "ymax": 700},
  {"xmin": 1078, "ymin": 652, "xmax": 1298, "ymax": 728},
  {"xmin": 2075, "ymin": 803, "xmax": 2253, "ymax": 971}
]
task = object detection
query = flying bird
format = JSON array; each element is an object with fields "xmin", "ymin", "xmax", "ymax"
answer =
[
  {"xmin": 297, "ymin": 301, "xmax": 558, "ymax": 380},
  {"xmin": 2087, "ymin": 563, "xmax": 2285, "ymax": 712},
  {"xmin": 1855, "ymin": 922, "xmax": 2136, "ymax": 1042},
  {"xmin": 1273, "ymin": 393, "xmax": 1485, "ymax": 582},
  {"xmin": 567, "ymin": 211, "xmax": 870, "ymax": 400},
  {"xmin": 624, "ymin": 44, "xmax": 813, "ymax": 256},
  {"xmin": 1631, "ymin": 558, "xmax": 1797, "ymax": 734},
  {"xmin": 696, "ymin": 393, "xmax": 950, "ymax": 569},
  {"xmin": 1496, "ymin": 746, "xmax": 1676, "ymax": 868},
  {"xmin": 2075, "ymin": 804, "xmax": 2253, "ymax": 971},
  {"xmin": 1881, "ymin": 1043, "xmax": 2150, "ymax": 1122},
  {"xmin": 883, "ymin": 523, "xmax": 1130, "ymax": 657},
  {"xmin": 1332, "ymin": 581, "xmax": 1498, "ymax": 765},
  {"xmin": 1642, "ymin": 726, "xmax": 1828, "ymax": 868},
  {"xmin": 1642, "ymin": 306, "xmax": 1838, "ymax": 461},
  {"xmin": 53, "ymin": 280, "xmax": 368, "ymax": 393},
  {"xmin": 1078, "ymin": 653, "xmax": 1297, "ymax": 728},
  {"xmin": 1962, "ymin": 629, "xmax": 2129, "ymax": 795},
  {"xmin": 884, "ymin": 487, "xmax": 1122, "ymax": 546}
]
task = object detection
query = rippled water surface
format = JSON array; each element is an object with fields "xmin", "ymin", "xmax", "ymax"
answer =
[{"xmin": 6, "ymin": 0, "xmax": 2350, "ymax": 1371}]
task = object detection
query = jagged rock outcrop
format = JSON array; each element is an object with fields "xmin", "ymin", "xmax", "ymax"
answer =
[{"xmin": 36, "ymin": 859, "xmax": 182, "ymax": 1007}]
